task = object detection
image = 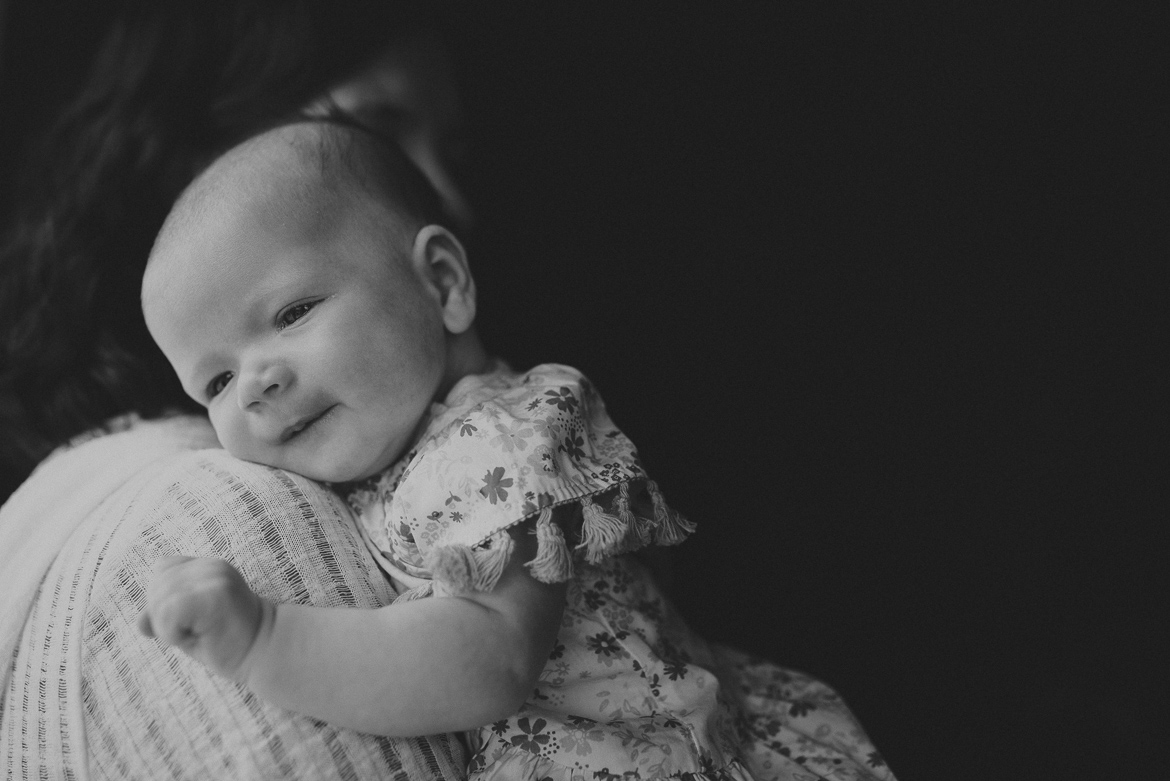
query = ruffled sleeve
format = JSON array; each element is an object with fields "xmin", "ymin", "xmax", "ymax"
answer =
[{"xmin": 350, "ymin": 363, "xmax": 694, "ymax": 599}]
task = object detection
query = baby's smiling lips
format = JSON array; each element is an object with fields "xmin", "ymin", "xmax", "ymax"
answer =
[{"xmin": 280, "ymin": 406, "xmax": 335, "ymax": 443}]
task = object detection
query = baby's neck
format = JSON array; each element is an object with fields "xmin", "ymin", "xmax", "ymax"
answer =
[{"xmin": 437, "ymin": 330, "xmax": 493, "ymax": 401}]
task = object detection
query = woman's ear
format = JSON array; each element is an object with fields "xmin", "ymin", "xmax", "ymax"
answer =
[{"xmin": 411, "ymin": 224, "xmax": 476, "ymax": 334}]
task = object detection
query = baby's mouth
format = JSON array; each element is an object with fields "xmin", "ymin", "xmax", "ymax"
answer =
[{"xmin": 280, "ymin": 406, "xmax": 335, "ymax": 443}]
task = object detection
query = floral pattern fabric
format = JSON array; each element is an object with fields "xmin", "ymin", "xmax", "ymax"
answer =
[
  {"xmin": 343, "ymin": 363, "xmax": 692, "ymax": 597},
  {"xmin": 342, "ymin": 363, "xmax": 896, "ymax": 780}
]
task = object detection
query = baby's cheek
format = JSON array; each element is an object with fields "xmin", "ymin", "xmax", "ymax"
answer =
[{"xmin": 209, "ymin": 409, "xmax": 248, "ymax": 458}]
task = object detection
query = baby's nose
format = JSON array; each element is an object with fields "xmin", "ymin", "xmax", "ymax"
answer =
[{"xmin": 237, "ymin": 363, "xmax": 293, "ymax": 410}]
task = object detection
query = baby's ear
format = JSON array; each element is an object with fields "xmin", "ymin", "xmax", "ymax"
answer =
[{"xmin": 412, "ymin": 225, "xmax": 476, "ymax": 334}]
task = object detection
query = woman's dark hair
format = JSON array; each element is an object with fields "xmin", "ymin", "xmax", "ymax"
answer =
[{"xmin": 0, "ymin": 0, "xmax": 432, "ymax": 497}]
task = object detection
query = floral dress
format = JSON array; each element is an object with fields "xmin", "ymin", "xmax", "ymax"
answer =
[{"xmin": 342, "ymin": 363, "xmax": 896, "ymax": 781}]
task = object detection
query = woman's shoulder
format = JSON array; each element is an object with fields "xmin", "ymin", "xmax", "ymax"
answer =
[
  {"xmin": 41, "ymin": 412, "xmax": 217, "ymax": 466},
  {"xmin": 126, "ymin": 440, "xmax": 348, "ymax": 525},
  {"xmin": 32, "ymin": 413, "xmax": 345, "ymax": 532},
  {"xmin": 68, "ymin": 424, "xmax": 375, "ymax": 599}
]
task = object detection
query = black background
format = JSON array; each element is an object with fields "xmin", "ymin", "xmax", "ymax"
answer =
[{"xmin": 2, "ymin": 3, "xmax": 1163, "ymax": 778}]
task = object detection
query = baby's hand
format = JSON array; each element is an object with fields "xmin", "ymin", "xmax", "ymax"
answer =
[{"xmin": 138, "ymin": 556, "xmax": 271, "ymax": 681}]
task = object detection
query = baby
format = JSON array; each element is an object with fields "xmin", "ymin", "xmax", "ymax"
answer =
[{"xmin": 139, "ymin": 120, "xmax": 894, "ymax": 781}]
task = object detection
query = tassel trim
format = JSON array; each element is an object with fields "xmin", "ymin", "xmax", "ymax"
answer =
[
  {"xmin": 526, "ymin": 507, "xmax": 575, "ymax": 583},
  {"xmin": 416, "ymin": 479, "xmax": 694, "ymax": 596},
  {"xmin": 472, "ymin": 530, "xmax": 514, "ymax": 592},
  {"xmin": 576, "ymin": 497, "xmax": 630, "ymax": 564},
  {"xmin": 616, "ymin": 481, "xmax": 653, "ymax": 546},
  {"xmin": 645, "ymin": 480, "xmax": 696, "ymax": 545},
  {"xmin": 425, "ymin": 530, "xmax": 515, "ymax": 595},
  {"xmin": 426, "ymin": 544, "xmax": 479, "ymax": 594},
  {"xmin": 393, "ymin": 581, "xmax": 434, "ymax": 602}
]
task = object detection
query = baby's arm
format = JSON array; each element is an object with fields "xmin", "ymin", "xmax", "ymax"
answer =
[{"xmin": 139, "ymin": 526, "xmax": 566, "ymax": 736}]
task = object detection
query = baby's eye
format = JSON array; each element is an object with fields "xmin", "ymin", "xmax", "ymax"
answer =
[
  {"xmin": 207, "ymin": 372, "xmax": 234, "ymax": 399},
  {"xmin": 277, "ymin": 300, "xmax": 319, "ymax": 330}
]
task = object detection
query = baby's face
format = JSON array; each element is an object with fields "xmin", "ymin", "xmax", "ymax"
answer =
[{"xmin": 144, "ymin": 181, "xmax": 448, "ymax": 483}]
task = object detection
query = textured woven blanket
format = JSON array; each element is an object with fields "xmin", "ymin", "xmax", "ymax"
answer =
[{"xmin": 0, "ymin": 416, "xmax": 465, "ymax": 780}]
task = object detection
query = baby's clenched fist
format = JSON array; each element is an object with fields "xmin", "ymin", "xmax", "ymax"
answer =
[{"xmin": 138, "ymin": 555, "xmax": 272, "ymax": 681}]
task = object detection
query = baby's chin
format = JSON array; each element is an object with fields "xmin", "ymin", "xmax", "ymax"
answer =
[
  {"xmin": 241, "ymin": 462, "xmax": 373, "ymax": 486},
  {"xmin": 283, "ymin": 447, "xmax": 404, "ymax": 486},
  {"xmin": 276, "ymin": 459, "xmax": 387, "ymax": 486},
  {"xmin": 219, "ymin": 445, "xmax": 378, "ymax": 485}
]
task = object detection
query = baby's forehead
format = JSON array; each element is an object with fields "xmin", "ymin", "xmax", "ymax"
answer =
[
  {"xmin": 145, "ymin": 122, "xmax": 428, "ymax": 312},
  {"xmin": 158, "ymin": 128, "xmax": 399, "ymax": 252},
  {"xmin": 196, "ymin": 131, "xmax": 348, "ymax": 225}
]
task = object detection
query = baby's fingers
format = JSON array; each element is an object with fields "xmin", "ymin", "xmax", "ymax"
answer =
[
  {"xmin": 138, "ymin": 556, "xmax": 265, "ymax": 677},
  {"xmin": 137, "ymin": 608, "xmax": 156, "ymax": 638},
  {"xmin": 145, "ymin": 584, "xmax": 206, "ymax": 648},
  {"xmin": 137, "ymin": 555, "xmax": 198, "ymax": 637},
  {"xmin": 139, "ymin": 557, "xmax": 238, "ymax": 645},
  {"xmin": 154, "ymin": 554, "xmax": 199, "ymax": 575}
]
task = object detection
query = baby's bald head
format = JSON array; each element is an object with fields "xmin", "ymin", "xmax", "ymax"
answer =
[{"xmin": 146, "ymin": 120, "xmax": 446, "ymax": 297}]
